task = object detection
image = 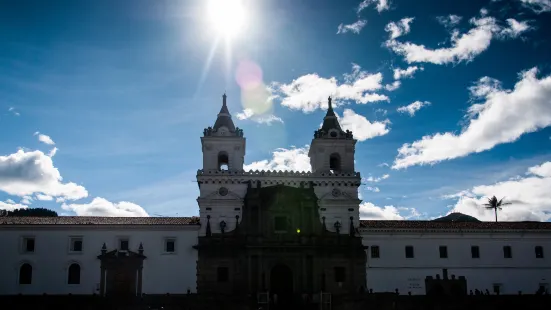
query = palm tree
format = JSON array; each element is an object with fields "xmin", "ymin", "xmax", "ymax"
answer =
[{"xmin": 483, "ymin": 196, "xmax": 511, "ymax": 222}]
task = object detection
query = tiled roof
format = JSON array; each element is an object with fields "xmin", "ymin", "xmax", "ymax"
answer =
[
  {"xmin": 0, "ymin": 216, "xmax": 200, "ymax": 226},
  {"xmin": 360, "ymin": 220, "xmax": 551, "ymax": 230}
]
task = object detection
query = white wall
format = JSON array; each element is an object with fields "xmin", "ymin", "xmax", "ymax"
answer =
[
  {"xmin": 361, "ymin": 231, "xmax": 551, "ymax": 295},
  {"xmin": 0, "ymin": 226, "xmax": 199, "ymax": 295}
]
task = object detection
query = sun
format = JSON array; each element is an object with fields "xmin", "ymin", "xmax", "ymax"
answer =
[{"xmin": 207, "ymin": 0, "xmax": 247, "ymax": 39}]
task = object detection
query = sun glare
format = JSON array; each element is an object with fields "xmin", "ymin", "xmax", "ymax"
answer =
[{"xmin": 207, "ymin": 0, "xmax": 247, "ymax": 39}]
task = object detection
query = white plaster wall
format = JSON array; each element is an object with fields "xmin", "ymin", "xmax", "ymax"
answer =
[
  {"xmin": 362, "ymin": 231, "xmax": 551, "ymax": 294},
  {"xmin": 315, "ymin": 184, "xmax": 361, "ymax": 234},
  {"xmin": 201, "ymin": 137, "xmax": 245, "ymax": 171},
  {"xmin": 309, "ymin": 140, "xmax": 355, "ymax": 173},
  {"xmin": 197, "ymin": 182, "xmax": 247, "ymax": 236},
  {"xmin": 0, "ymin": 227, "xmax": 199, "ymax": 295}
]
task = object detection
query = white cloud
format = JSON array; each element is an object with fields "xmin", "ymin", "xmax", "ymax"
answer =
[
  {"xmin": 393, "ymin": 66, "xmax": 423, "ymax": 80},
  {"xmin": 235, "ymin": 108, "xmax": 283, "ymax": 125},
  {"xmin": 244, "ymin": 145, "xmax": 312, "ymax": 172},
  {"xmin": 397, "ymin": 100, "xmax": 431, "ymax": 116},
  {"xmin": 384, "ymin": 81, "xmax": 401, "ymax": 91},
  {"xmin": 436, "ymin": 14, "xmax": 462, "ymax": 28},
  {"xmin": 501, "ymin": 18, "xmax": 531, "ymax": 38},
  {"xmin": 338, "ymin": 109, "xmax": 390, "ymax": 141},
  {"xmin": 48, "ymin": 147, "xmax": 58, "ymax": 157},
  {"xmin": 450, "ymin": 161, "xmax": 551, "ymax": 221},
  {"xmin": 365, "ymin": 186, "xmax": 380, "ymax": 192},
  {"xmin": 62, "ymin": 197, "xmax": 149, "ymax": 217},
  {"xmin": 528, "ymin": 161, "xmax": 551, "ymax": 177},
  {"xmin": 357, "ymin": 0, "xmax": 390, "ymax": 13},
  {"xmin": 34, "ymin": 132, "xmax": 55, "ymax": 145},
  {"xmin": 8, "ymin": 107, "xmax": 20, "ymax": 116},
  {"xmin": 0, "ymin": 200, "xmax": 28, "ymax": 211},
  {"xmin": 378, "ymin": 162, "xmax": 389, "ymax": 167},
  {"xmin": 21, "ymin": 196, "xmax": 32, "ymax": 205},
  {"xmin": 393, "ymin": 68, "xmax": 551, "ymax": 169},
  {"xmin": 385, "ymin": 17, "xmax": 414, "ymax": 40},
  {"xmin": 337, "ymin": 20, "xmax": 367, "ymax": 34},
  {"xmin": 520, "ymin": 0, "xmax": 551, "ymax": 13},
  {"xmin": 270, "ymin": 64, "xmax": 388, "ymax": 113},
  {"xmin": 0, "ymin": 149, "xmax": 88, "ymax": 200},
  {"xmin": 359, "ymin": 202, "xmax": 404, "ymax": 220},
  {"xmin": 386, "ymin": 16, "xmax": 531, "ymax": 65},
  {"xmin": 35, "ymin": 194, "xmax": 53, "ymax": 201},
  {"xmin": 364, "ymin": 174, "xmax": 390, "ymax": 182}
]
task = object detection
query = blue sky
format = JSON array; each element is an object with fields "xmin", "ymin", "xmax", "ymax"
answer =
[{"xmin": 1, "ymin": 0, "xmax": 551, "ymax": 221}]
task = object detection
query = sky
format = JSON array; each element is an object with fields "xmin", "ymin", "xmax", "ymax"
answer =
[{"xmin": 1, "ymin": 0, "xmax": 551, "ymax": 221}]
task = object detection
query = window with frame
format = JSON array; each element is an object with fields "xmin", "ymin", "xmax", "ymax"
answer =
[
  {"xmin": 69, "ymin": 237, "xmax": 83, "ymax": 252},
  {"xmin": 503, "ymin": 246, "xmax": 512, "ymax": 258},
  {"xmin": 19, "ymin": 263, "xmax": 32, "ymax": 284},
  {"xmin": 68, "ymin": 263, "xmax": 81, "ymax": 284},
  {"xmin": 371, "ymin": 246, "xmax": 380, "ymax": 258},
  {"xmin": 493, "ymin": 283, "xmax": 502, "ymax": 295},
  {"xmin": 22, "ymin": 237, "xmax": 35, "ymax": 253},
  {"xmin": 471, "ymin": 246, "xmax": 480, "ymax": 258},
  {"xmin": 119, "ymin": 238, "xmax": 129, "ymax": 251},
  {"xmin": 535, "ymin": 246, "xmax": 544, "ymax": 258},
  {"xmin": 405, "ymin": 246, "xmax": 414, "ymax": 258},
  {"xmin": 439, "ymin": 246, "xmax": 448, "ymax": 258},
  {"xmin": 274, "ymin": 216, "xmax": 288, "ymax": 232},
  {"xmin": 334, "ymin": 267, "xmax": 346, "ymax": 283},
  {"xmin": 217, "ymin": 267, "xmax": 229, "ymax": 282},
  {"xmin": 165, "ymin": 238, "xmax": 176, "ymax": 253}
]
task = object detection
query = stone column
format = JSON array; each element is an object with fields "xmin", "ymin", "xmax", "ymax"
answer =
[
  {"xmin": 137, "ymin": 266, "xmax": 143, "ymax": 296},
  {"xmin": 99, "ymin": 267, "xmax": 106, "ymax": 296}
]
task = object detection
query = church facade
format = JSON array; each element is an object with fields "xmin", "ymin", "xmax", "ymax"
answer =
[{"xmin": 1, "ymin": 95, "xmax": 551, "ymax": 299}]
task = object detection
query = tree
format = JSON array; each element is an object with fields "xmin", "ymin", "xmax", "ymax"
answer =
[
  {"xmin": 483, "ymin": 196, "xmax": 511, "ymax": 222},
  {"xmin": 4, "ymin": 208, "xmax": 58, "ymax": 217}
]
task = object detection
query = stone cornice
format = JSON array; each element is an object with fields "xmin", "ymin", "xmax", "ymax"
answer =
[{"xmin": 197, "ymin": 169, "xmax": 361, "ymax": 186}]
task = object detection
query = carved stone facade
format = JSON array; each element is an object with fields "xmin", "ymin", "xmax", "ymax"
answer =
[
  {"xmin": 196, "ymin": 95, "xmax": 365, "ymax": 302},
  {"xmin": 196, "ymin": 184, "xmax": 366, "ymax": 301}
]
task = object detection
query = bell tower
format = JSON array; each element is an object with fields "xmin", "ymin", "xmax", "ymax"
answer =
[
  {"xmin": 308, "ymin": 97, "xmax": 356, "ymax": 173},
  {"xmin": 201, "ymin": 93, "xmax": 246, "ymax": 172}
]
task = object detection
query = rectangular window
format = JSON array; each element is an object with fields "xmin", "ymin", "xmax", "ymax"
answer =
[
  {"xmin": 165, "ymin": 238, "xmax": 176, "ymax": 253},
  {"xmin": 439, "ymin": 246, "xmax": 448, "ymax": 258},
  {"xmin": 405, "ymin": 246, "xmax": 414, "ymax": 258},
  {"xmin": 23, "ymin": 237, "xmax": 35, "ymax": 253},
  {"xmin": 217, "ymin": 267, "xmax": 229, "ymax": 282},
  {"xmin": 471, "ymin": 246, "xmax": 480, "ymax": 258},
  {"xmin": 371, "ymin": 246, "xmax": 380, "ymax": 258},
  {"xmin": 503, "ymin": 246, "xmax": 512, "ymax": 258},
  {"xmin": 274, "ymin": 216, "xmax": 287, "ymax": 232},
  {"xmin": 334, "ymin": 267, "xmax": 346, "ymax": 283},
  {"xmin": 119, "ymin": 238, "xmax": 129, "ymax": 251},
  {"xmin": 535, "ymin": 246, "xmax": 544, "ymax": 258},
  {"xmin": 493, "ymin": 283, "xmax": 502, "ymax": 294},
  {"xmin": 70, "ymin": 237, "xmax": 83, "ymax": 252}
]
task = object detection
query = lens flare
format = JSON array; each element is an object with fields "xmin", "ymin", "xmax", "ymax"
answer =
[{"xmin": 236, "ymin": 60, "xmax": 273, "ymax": 116}]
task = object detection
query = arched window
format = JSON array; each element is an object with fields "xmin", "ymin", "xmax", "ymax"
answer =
[
  {"xmin": 68, "ymin": 263, "xmax": 81, "ymax": 284},
  {"xmin": 329, "ymin": 153, "xmax": 341, "ymax": 171},
  {"xmin": 218, "ymin": 152, "xmax": 229, "ymax": 171},
  {"xmin": 19, "ymin": 263, "xmax": 32, "ymax": 284}
]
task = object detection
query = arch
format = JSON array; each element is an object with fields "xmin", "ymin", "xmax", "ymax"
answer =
[
  {"xmin": 19, "ymin": 263, "xmax": 32, "ymax": 285},
  {"xmin": 329, "ymin": 152, "xmax": 341, "ymax": 171},
  {"xmin": 68, "ymin": 263, "xmax": 81, "ymax": 284},
  {"xmin": 218, "ymin": 151, "xmax": 229, "ymax": 171}
]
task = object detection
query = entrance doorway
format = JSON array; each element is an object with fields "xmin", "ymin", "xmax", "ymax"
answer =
[{"xmin": 270, "ymin": 264, "xmax": 293, "ymax": 306}]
